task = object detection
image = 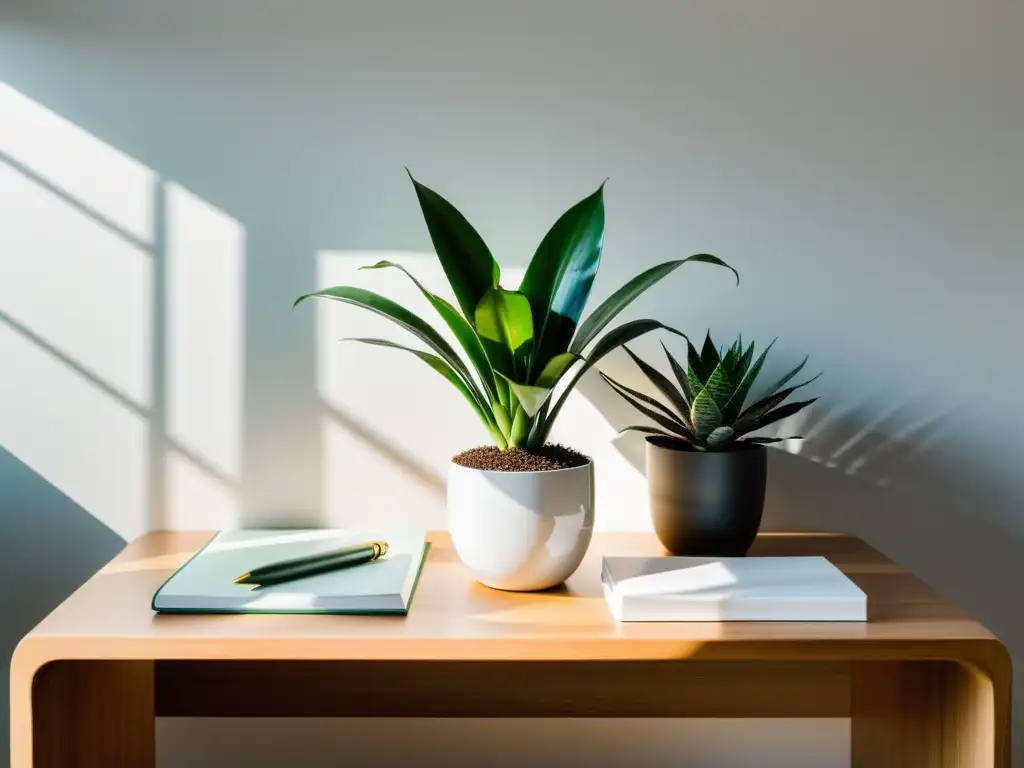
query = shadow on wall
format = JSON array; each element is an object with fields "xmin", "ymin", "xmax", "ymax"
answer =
[
  {"xmin": 587, "ymin": 354, "xmax": 1024, "ymax": 758},
  {"xmin": 0, "ymin": 81, "xmax": 308, "ymax": 765}
]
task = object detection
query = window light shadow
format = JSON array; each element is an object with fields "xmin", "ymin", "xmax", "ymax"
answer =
[{"xmin": 0, "ymin": 82, "xmax": 244, "ymax": 538}]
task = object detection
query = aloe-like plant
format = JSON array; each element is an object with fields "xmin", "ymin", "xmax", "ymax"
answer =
[
  {"xmin": 601, "ymin": 333, "xmax": 819, "ymax": 451},
  {"xmin": 295, "ymin": 172, "xmax": 738, "ymax": 451}
]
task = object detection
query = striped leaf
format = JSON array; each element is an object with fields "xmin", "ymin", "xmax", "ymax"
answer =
[{"xmin": 621, "ymin": 344, "xmax": 691, "ymax": 421}]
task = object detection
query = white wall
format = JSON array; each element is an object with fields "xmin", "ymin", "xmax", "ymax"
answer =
[{"xmin": 1, "ymin": 1, "xmax": 1022, "ymax": 765}]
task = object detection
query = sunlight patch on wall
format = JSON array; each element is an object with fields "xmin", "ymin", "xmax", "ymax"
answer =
[
  {"xmin": 0, "ymin": 163, "xmax": 153, "ymax": 406},
  {"xmin": 0, "ymin": 323, "xmax": 148, "ymax": 539},
  {"xmin": 166, "ymin": 183, "xmax": 244, "ymax": 479},
  {"xmin": 0, "ymin": 82, "xmax": 155, "ymax": 241}
]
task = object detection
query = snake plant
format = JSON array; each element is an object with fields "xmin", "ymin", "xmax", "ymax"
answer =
[
  {"xmin": 295, "ymin": 172, "xmax": 738, "ymax": 451},
  {"xmin": 601, "ymin": 333, "xmax": 819, "ymax": 451}
]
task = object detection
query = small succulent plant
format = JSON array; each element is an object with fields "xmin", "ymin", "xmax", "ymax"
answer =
[{"xmin": 601, "ymin": 332, "xmax": 820, "ymax": 451}]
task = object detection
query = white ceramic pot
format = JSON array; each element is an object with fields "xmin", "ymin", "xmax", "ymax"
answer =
[{"xmin": 447, "ymin": 460, "xmax": 595, "ymax": 591}]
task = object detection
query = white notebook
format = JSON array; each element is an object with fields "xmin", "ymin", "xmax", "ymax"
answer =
[
  {"xmin": 602, "ymin": 555, "xmax": 867, "ymax": 622},
  {"xmin": 153, "ymin": 528, "xmax": 428, "ymax": 614}
]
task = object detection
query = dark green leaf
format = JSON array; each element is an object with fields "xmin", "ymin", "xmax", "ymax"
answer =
[
  {"xmin": 618, "ymin": 425, "xmax": 674, "ymax": 437},
  {"xmin": 690, "ymin": 387, "xmax": 723, "ymax": 439},
  {"xmin": 760, "ymin": 355, "xmax": 810, "ymax": 401},
  {"xmin": 600, "ymin": 372, "xmax": 693, "ymax": 439},
  {"xmin": 732, "ymin": 341, "xmax": 755, "ymax": 384},
  {"xmin": 294, "ymin": 286, "xmax": 473, "ymax": 382},
  {"xmin": 569, "ymin": 254, "xmax": 737, "ymax": 355},
  {"xmin": 520, "ymin": 183, "xmax": 605, "ymax": 377},
  {"xmin": 721, "ymin": 338, "xmax": 775, "ymax": 424},
  {"xmin": 407, "ymin": 171, "xmax": 499, "ymax": 319},
  {"xmin": 723, "ymin": 340, "xmax": 740, "ymax": 376},
  {"xmin": 360, "ymin": 260, "xmax": 498, "ymax": 403},
  {"xmin": 699, "ymin": 331, "xmax": 720, "ymax": 374},
  {"xmin": 621, "ymin": 345, "xmax": 691, "ymax": 422},
  {"xmin": 741, "ymin": 398, "xmax": 818, "ymax": 435},
  {"xmin": 599, "ymin": 371, "xmax": 692, "ymax": 432},
  {"xmin": 661, "ymin": 341, "xmax": 693, "ymax": 405},
  {"xmin": 537, "ymin": 319, "xmax": 685, "ymax": 445},
  {"xmin": 686, "ymin": 339, "xmax": 708, "ymax": 393},
  {"xmin": 745, "ymin": 436, "xmax": 804, "ymax": 444},
  {"xmin": 735, "ymin": 372, "xmax": 822, "ymax": 434},
  {"xmin": 343, "ymin": 338, "xmax": 495, "ymax": 432}
]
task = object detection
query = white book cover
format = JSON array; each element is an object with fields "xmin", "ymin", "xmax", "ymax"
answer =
[
  {"xmin": 602, "ymin": 555, "xmax": 867, "ymax": 622},
  {"xmin": 153, "ymin": 528, "xmax": 428, "ymax": 614}
]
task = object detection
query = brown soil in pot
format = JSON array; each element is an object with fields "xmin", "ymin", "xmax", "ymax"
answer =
[{"xmin": 453, "ymin": 444, "xmax": 590, "ymax": 472}]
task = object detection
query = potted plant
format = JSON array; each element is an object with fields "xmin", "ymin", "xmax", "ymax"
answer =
[
  {"xmin": 601, "ymin": 334, "xmax": 819, "ymax": 556},
  {"xmin": 295, "ymin": 172, "xmax": 736, "ymax": 591}
]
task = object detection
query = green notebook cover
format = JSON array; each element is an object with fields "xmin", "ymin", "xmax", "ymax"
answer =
[{"xmin": 152, "ymin": 529, "xmax": 429, "ymax": 615}]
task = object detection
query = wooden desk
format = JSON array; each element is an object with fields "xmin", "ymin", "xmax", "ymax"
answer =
[{"xmin": 11, "ymin": 532, "xmax": 1010, "ymax": 767}]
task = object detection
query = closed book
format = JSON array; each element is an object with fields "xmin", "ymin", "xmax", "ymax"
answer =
[
  {"xmin": 602, "ymin": 555, "xmax": 866, "ymax": 622},
  {"xmin": 153, "ymin": 528, "xmax": 428, "ymax": 614}
]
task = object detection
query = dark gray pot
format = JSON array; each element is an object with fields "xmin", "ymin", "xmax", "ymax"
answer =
[{"xmin": 646, "ymin": 436, "xmax": 767, "ymax": 556}]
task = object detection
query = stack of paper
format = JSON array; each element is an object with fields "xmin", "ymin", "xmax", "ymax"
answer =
[{"xmin": 602, "ymin": 555, "xmax": 867, "ymax": 622}]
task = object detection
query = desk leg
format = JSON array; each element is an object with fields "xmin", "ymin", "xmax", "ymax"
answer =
[
  {"xmin": 20, "ymin": 661, "xmax": 155, "ymax": 768},
  {"xmin": 851, "ymin": 660, "xmax": 1010, "ymax": 768}
]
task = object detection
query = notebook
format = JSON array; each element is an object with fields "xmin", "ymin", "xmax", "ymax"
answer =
[
  {"xmin": 152, "ymin": 528, "xmax": 428, "ymax": 615},
  {"xmin": 602, "ymin": 555, "xmax": 867, "ymax": 622}
]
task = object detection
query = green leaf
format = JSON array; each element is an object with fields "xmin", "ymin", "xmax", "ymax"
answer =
[
  {"xmin": 599, "ymin": 371, "xmax": 692, "ymax": 433},
  {"xmin": 520, "ymin": 183, "xmax": 605, "ymax": 377},
  {"xmin": 618, "ymin": 425, "xmax": 675, "ymax": 438},
  {"xmin": 741, "ymin": 398, "xmax": 818, "ymax": 435},
  {"xmin": 343, "ymin": 338, "xmax": 495, "ymax": 432},
  {"xmin": 706, "ymin": 425, "xmax": 735, "ymax": 448},
  {"xmin": 721, "ymin": 339, "xmax": 775, "ymax": 425},
  {"xmin": 661, "ymin": 341, "xmax": 694, "ymax": 405},
  {"xmin": 732, "ymin": 340, "xmax": 756, "ymax": 383},
  {"xmin": 569, "ymin": 254, "xmax": 737, "ymax": 355},
  {"xmin": 745, "ymin": 436, "xmax": 803, "ymax": 444},
  {"xmin": 360, "ymin": 260, "xmax": 498, "ymax": 403},
  {"xmin": 294, "ymin": 286, "xmax": 473, "ymax": 382},
  {"xmin": 535, "ymin": 352, "xmax": 580, "ymax": 388},
  {"xmin": 734, "ymin": 373, "xmax": 822, "ymax": 434},
  {"xmin": 600, "ymin": 372, "xmax": 694, "ymax": 439},
  {"xmin": 699, "ymin": 331, "xmax": 721, "ymax": 374},
  {"xmin": 760, "ymin": 355, "xmax": 810, "ymax": 401},
  {"xmin": 475, "ymin": 287, "xmax": 534, "ymax": 379},
  {"xmin": 509, "ymin": 406, "xmax": 531, "ymax": 448},
  {"xmin": 536, "ymin": 319, "xmax": 685, "ymax": 445},
  {"xmin": 621, "ymin": 345, "xmax": 691, "ymax": 422},
  {"xmin": 702, "ymin": 361, "xmax": 735, "ymax": 409},
  {"xmin": 407, "ymin": 171, "xmax": 499, "ymax": 319},
  {"xmin": 497, "ymin": 373, "xmax": 554, "ymax": 419},
  {"xmin": 723, "ymin": 340, "xmax": 740, "ymax": 375},
  {"xmin": 686, "ymin": 339, "xmax": 707, "ymax": 394},
  {"xmin": 690, "ymin": 387, "xmax": 723, "ymax": 440}
]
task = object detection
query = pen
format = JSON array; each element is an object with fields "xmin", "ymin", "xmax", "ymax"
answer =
[{"xmin": 233, "ymin": 540, "xmax": 389, "ymax": 587}]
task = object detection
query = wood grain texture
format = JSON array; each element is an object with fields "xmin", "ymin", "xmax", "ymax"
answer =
[
  {"xmin": 10, "ymin": 531, "xmax": 1011, "ymax": 767},
  {"xmin": 851, "ymin": 655, "xmax": 1011, "ymax": 767},
  {"xmin": 25, "ymin": 661, "xmax": 154, "ymax": 768}
]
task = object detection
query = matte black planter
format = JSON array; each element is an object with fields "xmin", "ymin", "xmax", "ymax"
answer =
[{"xmin": 646, "ymin": 436, "xmax": 767, "ymax": 556}]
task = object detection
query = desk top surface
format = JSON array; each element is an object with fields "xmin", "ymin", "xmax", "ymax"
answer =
[{"xmin": 17, "ymin": 531, "xmax": 1003, "ymax": 664}]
